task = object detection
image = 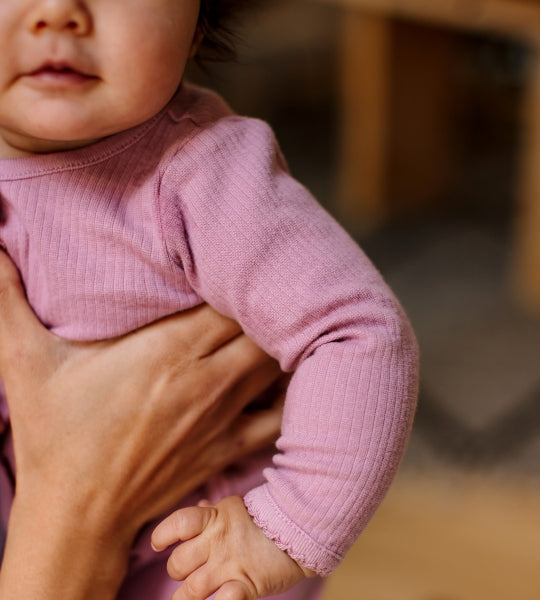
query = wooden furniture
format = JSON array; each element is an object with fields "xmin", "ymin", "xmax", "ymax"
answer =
[
  {"xmin": 312, "ymin": 0, "xmax": 540, "ymax": 315},
  {"xmin": 320, "ymin": 473, "xmax": 540, "ymax": 599}
]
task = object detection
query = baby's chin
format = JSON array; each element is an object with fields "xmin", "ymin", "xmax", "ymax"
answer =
[
  {"xmin": 0, "ymin": 103, "xmax": 162, "ymax": 156},
  {"xmin": 0, "ymin": 95, "xmax": 168, "ymax": 156},
  {"xmin": 0, "ymin": 136, "xmax": 100, "ymax": 157},
  {"xmin": 0, "ymin": 125, "xmax": 108, "ymax": 157}
]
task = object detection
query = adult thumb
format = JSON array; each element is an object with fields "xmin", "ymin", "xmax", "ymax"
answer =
[{"xmin": 0, "ymin": 251, "xmax": 52, "ymax": 371}]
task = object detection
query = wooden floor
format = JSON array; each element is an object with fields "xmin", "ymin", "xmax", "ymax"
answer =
[{"xmin": 320, "ymin": 471, "xmax": 540, "ymax": 599}]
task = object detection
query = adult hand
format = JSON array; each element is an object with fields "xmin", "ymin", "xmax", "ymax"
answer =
[{"xmin": 0, "ymin": 251, "xmax": 283, "ymax": 600}]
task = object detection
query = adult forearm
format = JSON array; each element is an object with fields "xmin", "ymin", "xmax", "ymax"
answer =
[{"xmin": 0, "ymin": 491, "xmax": 130, "ymax": 600}]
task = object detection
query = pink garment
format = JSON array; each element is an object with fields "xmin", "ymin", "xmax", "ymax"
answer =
[{"xmin": 0, "ymin": 83, "xmax": 418, "ymax": 596}]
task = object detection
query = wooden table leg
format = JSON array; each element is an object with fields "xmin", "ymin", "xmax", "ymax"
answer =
[
  {"xmin": 513, "ymin": 42, "xmax": 540, "ymax": 316},
  {"xmin": 336, "ymin": 10, "xmax": 392, "ymax": 234}
]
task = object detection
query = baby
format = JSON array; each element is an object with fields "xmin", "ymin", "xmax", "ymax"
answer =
[{"xmin": 0, "ymin": 1, "xmax": 418, "ymax": 600}]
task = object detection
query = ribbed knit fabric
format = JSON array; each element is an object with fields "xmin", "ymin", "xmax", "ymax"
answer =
[{"xmin": 0, "ymin": 83, "xmax": 418, "ymax": 585}]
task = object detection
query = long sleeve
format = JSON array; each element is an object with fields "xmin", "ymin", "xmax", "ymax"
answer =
[{"xmin": 158, "ymin": 114, "xmax": 419, "ymax": 576}]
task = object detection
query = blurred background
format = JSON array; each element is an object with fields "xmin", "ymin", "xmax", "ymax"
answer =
[{"xmin": 189, "ymin": 1, "xmax": 540, "ymax": 597}]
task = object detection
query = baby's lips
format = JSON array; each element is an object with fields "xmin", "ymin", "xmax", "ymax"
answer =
[{"xmin": 24, "ymin": 58, "xmax": 96, "ymax": 79}]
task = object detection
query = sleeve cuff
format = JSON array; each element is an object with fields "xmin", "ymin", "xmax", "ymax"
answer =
[{"xmin": 243, "ymin": 484, "xmax": 342, "ymax": 577}]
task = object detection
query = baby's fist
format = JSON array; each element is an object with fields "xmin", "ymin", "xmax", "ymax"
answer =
[{"xmin": 152, "ymin": 496, "xmax": 315, "ymax": 600}]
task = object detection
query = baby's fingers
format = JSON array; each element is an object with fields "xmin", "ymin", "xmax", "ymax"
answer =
[
  {"xmin": 167, "ymin": 539, "xmax": 209, "ymax": 582},
  {"xmin": 172, "ymin": 567, "xmax": 256, "ymax": 600},
  {"xmin": 171, "ymin": 565, "xmax": 219, "ymax": 600},
  {"xmin": 214, "ymin": 580, "xmax": 254, "ymax": 600},
  {"xmin": 151, "ymin": 506, "xmax": 215, "ymax": 551}
]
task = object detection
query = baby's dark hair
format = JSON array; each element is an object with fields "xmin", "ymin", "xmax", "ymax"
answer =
[{"xmin": 196, "ymin": 0, "xmax": 253, "ymax": 62}]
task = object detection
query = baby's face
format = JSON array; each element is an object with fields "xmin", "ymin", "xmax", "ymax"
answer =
[{"xmin": 0, "ymin": 0, "xmax": 200, "ymax": 157}]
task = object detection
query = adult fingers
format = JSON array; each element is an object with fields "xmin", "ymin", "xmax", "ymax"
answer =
[
  {"xmin": 203, "ymin": 334, "xmax": 277, "ymax": 399},
  {"xmin": 228, "ymin": 395, "xmax": 285, "ymax": 456},
  {"xmin": 215, "ymin": 358, "xmax": 282, "ymax": 421},
  {"xmin": 95, "ymin": 305, "xmax": 245, "ymax": 388},
  {"xmin": 140, "ymin": 304, "xmax": 243, "ymax": 360}
]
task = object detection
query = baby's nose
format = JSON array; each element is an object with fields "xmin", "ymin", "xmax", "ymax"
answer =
[{"xmin": 27, "ymin": 0, "xmax": 92, "ymax": 35}]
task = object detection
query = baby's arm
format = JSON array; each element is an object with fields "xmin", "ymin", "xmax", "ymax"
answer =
[
  {"xmin": 160, "ymin": 112, "xmax": 419, "ymax": 576},
  {"xmin": 151, "ymin": 496, "xmax": 315, "ymax": 600}
]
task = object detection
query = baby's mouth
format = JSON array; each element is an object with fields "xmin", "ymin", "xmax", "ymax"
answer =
[{"xmin": 25, "ymin": 62, "xmax": 97, "ymax": 85}]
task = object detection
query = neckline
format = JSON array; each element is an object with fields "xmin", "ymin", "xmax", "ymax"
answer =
[{"xmin": 0, "ymin": 89, "xmax": 183, "ymax": 181}]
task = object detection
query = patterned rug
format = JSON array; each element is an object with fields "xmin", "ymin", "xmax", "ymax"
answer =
[{"xmin": 364, "ymin": 220, "xmax": 540, "ymax": 477}]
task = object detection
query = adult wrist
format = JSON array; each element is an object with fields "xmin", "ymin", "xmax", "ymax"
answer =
[
  {"xmin": 14, "ymin": 464, "xmax": 143, "ymax": 541},
  {"xmin": 0, "ymin": 490, "xmax": 131, "ymax": 600}
]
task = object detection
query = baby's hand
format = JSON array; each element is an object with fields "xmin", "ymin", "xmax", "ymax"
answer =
[{"xmin": 151, "ymin": 495, "xmax": 315, "ymax": 600}]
